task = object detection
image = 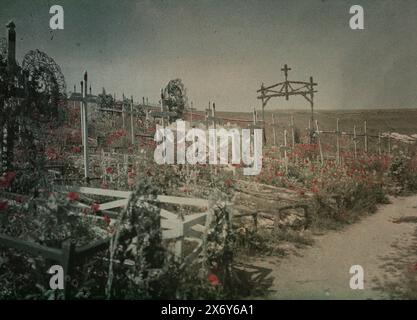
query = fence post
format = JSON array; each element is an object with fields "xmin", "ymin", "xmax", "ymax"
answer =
[
  {"xmin": 272, "ymin": 114, "xmax": 276, "ymax": 146},
  {"xmin": 80, "ymin": 81, "xmax": 85, "ymax": 147},
  {"xmin": 388, "ymin": 132, "xmax": 391, "ymax": 155},
  {"xmin": 61, "ymin": 240, "xmax": 76, "ymax": 299},
  {"xmin": 212, "ymin": 102, "xmax": 216, "ymax": 129},
  {"xmin": 82, "ymin": 72, "xmax": 89, "ymax": 181},
  {"xmin": 353, "ymin": 125, "xmax": 357, "ymax": 160},
  {"xmin": 205, "ymin": 101, "xmax": 210, "ymax": 130},
  {"xmin": 378, "ymin": 132, "xmax": 382, "ymax": 156},
  {"xmin": 336, "ymin": 118, "xmax": 340, "ymax": 165},
  {"xmin": 122, "ymin": 103, "xmax": 126, "ymax": 132},
  {"xmin": 284, "ymin": 129, "xmax": 288, "ymax": 174},
  {"xmin": 364, "ymin": 120, "xmax": 368, "ymax": 154},
  {"xmin": 291, "ymin": 115, "xmax": 295, "ymax": 148},
  {"xmin": 190, "ymin": 101, "xmax": 194, "ymax": 127},
  {"xmin": 174, "ymin": 222, "xmax": 184, "ymax": 262},
  {"xmin": 315, "ymin": 120, "xmax": 324, "ymax": 165},
  {"xmin": 130, "ymin": 96, "xmax": 135, "ymax": 145}
]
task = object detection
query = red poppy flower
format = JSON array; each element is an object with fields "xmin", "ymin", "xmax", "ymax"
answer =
[
  {"xmin": 225, "ymin": 179, "xmax": 233, "ymax": 187},
  {"xmin": 103, "ymin": 214, "xmax": 111, "ymax": 226},
  {"xmin": 4, "ymin": 171, "xmax": 16, "ymax": 181},
  {"xmin": 72, "ymin": 146, "xmax": 81, "ymax": 153},
  {"xmin": 0, "ymin": 201, "xmax": 8, "ymax": 211},
  {"xmin": 67, "ymin": 192, "xmax": 79, "ymax": 201},
  {"xmin": 91, "ymin": 203, "xmax": 100, "ymax": 213},
  {"xmin": 0, "ymin": 171, "xmax": 17, "ymax": 188},
  {"xmin": 207, "ymin": 273, "xmax": 220, "ymax": 286},
  {"xmin": 106, "ymin": 167, "xmax": 114, "ymax": 174}
]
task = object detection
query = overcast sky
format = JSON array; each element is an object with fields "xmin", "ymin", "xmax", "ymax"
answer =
[{"xmin": 1, "ymin": 0, "xmax": 417, "ymax": 111}]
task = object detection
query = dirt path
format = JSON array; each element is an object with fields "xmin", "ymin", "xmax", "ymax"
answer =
[{"xmin": 252, "ymin": 195, "xmax": 417, "ymax": 299}]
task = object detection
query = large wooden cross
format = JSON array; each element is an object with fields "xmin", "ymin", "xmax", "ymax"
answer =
[{"xmin": 257, "ymin": 64, "xmax": 318, "ymax": 143}]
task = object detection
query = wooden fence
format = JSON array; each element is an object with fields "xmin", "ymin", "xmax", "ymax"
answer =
[
  {"xmin": 268, "ymin": 116, "xmax": 415, "ymax": 165},
  {"xmin": 0, "ymin": 185, "xmax": 218, "ymax": 298}
]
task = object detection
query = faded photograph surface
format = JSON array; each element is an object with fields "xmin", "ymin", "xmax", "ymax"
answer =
[{"xmin": 0, "ymin": 0, "xmax": 417, "ymax": 301}]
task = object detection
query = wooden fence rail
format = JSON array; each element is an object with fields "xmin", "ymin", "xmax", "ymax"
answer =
[
  {"xmin": 0, "ymin": 186, "xmax": 217, "ymax": 298},
  {"xmin": 274, "ymin": 116, "xmax": 414, "ymax": 165}
]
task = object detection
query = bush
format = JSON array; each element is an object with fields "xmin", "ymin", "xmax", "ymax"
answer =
[{"xmin": 389, "ymin": 152, "xmax": 417, "ymax": 193}]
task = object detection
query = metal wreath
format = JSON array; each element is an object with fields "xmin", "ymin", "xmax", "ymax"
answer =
[
  {"xmin": 22, "ymin": 49, "xmax": 66, "ymax": 96},
  {"xmin": 0, "ymin": 37, "xmax": 6, "ymax": 64}
]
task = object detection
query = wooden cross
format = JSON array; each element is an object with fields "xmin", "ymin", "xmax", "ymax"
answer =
[
  {"xmin": 281, "ymin": 64, "xmax": 292, "ymax": 82},
  {"xmin": 281, "ymin": 64, "xmax": 291, "ymax": 100}
]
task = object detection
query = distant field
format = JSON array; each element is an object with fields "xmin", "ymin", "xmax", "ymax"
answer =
[
  {"xmin": 215, "ymin": 108, "xmax": 417, "ymax": 134},
  {"xmin": 191, "ymin": 108, "xmax": 417, "ymax": 154}
]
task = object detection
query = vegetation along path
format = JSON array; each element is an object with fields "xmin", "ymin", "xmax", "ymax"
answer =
[{"xmin": 253, "ymin": 195, "xmax": 417, "ymax": 299}]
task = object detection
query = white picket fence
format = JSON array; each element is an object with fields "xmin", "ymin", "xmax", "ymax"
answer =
[{"xmin": 54, "ymin": 185, "xmax": 215, "ymax": 263}]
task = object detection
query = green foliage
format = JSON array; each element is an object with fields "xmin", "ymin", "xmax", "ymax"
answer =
[
  {"xmin": 163, "ymin": 79, "xmax": 188, "ymax": 120},
  {"xmin": 389, "ymin": 152, "xmax": 417, "ymax": 193},
  {"xmin": 97, "ymin": 87, "xmax": 114, "ymax": 110}
]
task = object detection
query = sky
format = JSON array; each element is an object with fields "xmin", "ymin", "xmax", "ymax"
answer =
[{"xmin": 1, "ymin": 0, "xmax": 417, "ymax": 111}]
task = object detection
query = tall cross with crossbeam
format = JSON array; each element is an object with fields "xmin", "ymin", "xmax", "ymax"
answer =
[
  {"xmin": 281, "ymin": 64, "xmax": 291, "ymax": 82},
  {"xmin": 257, "ymin": 64, "xmax": 318, "ymax": 144}
]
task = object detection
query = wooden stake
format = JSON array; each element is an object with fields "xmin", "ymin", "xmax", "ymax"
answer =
[
  {"xmin": 291, "ymin": 115, "xmax": 295, "ymax": 148},
  {"xmin": 82, "ymin": 72, "xmax": 89, "ymax": 180},
  {"xmin": 161, "ymin": 89, "xmax": 165, "ymax": 129},
  {"xmin": 353, "ymin": 125, "xmax": 357, "ymax": 160},
  {"xmin": 272, "ymin": 114, "xmax": 276, "ymax": 146},
  {"xmin": 122, "ymin": 104, "xmax": 126, "ymax": 131},
  {"xmin": 378, "ymin": 132, "xmax": 382, "ymax": 156},
  {"xmin": 284, "ymin": 129, "xmax": 288, "ymax": 174},
  {"xmin": 190, "ymin": 101, "xmax": 193, "ymax": 127},
  {"xmin": 388, "ymin": 132, "xmax": 391, "ymax": 155},
  {"xmin": 80, "ymin": 81, "xmax": 85, "ymax": 147},
  {"xmin": 315, "ymin": 120, "xmax": 323, "ymax": 165},
  {"xmin": 336, "ymin": 118, "xmax": 340, "ymax": 164},
  {"xmin": 130, "ymin": 96, "xmax": 135, "ymax": 145},
  {"xmin": 364, "ymin": 121, "xmax": 368, "ymax": 154},
  {"xmin": 212, "ymin": 103, "xmax": 216, "ymax": 129},
  {"xmin": 309, "ymin": 76, "xmax": 315, "ymax": 143}
]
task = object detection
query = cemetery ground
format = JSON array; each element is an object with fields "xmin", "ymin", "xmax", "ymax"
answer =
[
  {"xmin": 1, "ymin": 107, "xmax": 417, "ymax": 299},
  {"xmin": 250, "ymin": 193, "xmax": 417, "ymax": 299}
]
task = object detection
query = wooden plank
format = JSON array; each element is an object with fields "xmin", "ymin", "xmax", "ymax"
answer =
[
  {"xmin": 156, "ymin": 195, "xmax": 208, "ymax": 207},
  {"xmin": 55, "ymin": 186, "xmax": 131, "ymax": 198},
  {"xmin": 55, "ymin": 186, "xmax": 209, "ymax": 207},
  {"xmin": 183, "ymin": 212, "xmax": 209, "ymax": 238},
  {"xmin": 99, "ymin": 199, "xmax": 127, "ymax": 210},
  {"xmin": 0, "ymin": 233, "xmax": 63, "ymax": 261},
  {"xmin": 181, "ymin": 240, "xmax": 203, "ymax": 267},
  {"xmin": 161, "ymin": 218, "xmax": 180, "ymax": 231},
  {"xmin": 160, "ymin": 209, "xmax": 179, "ymax": 222},
  {"xmin": 162, "ymin": 228, "xmax": 182, "ymax": 240},
  {"xmin": 183, "ymin": 211, "xmax": 209, "ymax": 226},
  {"xmin": 61, "ymin": 240, "xmax": 76, "ymax": 298}
]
